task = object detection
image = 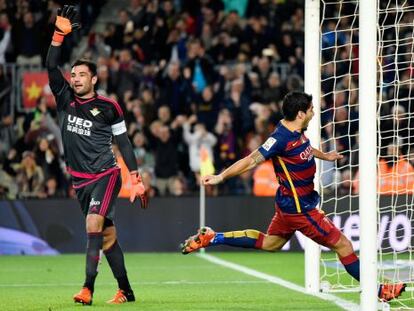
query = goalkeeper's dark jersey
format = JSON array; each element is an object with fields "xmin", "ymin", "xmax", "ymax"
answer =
[{"xmin": 50, "ymin": 78, "xmax": 125, "ymax": 177}]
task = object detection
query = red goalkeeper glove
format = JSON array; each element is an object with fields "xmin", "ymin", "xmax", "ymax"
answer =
[
  {"xmin": 53, "ymin": 5, "xmax": 81, "ymax": 43},
  {"xmin": 129, "ymin": 171, "xmax": 149, "ymax": 209}
]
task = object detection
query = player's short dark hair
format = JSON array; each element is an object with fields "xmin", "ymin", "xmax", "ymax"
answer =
[
  {"xmin": 282, "ymin": 92, "xmax": 313, "ymax": 121},
  {"xmin": 71, "ymin": 59, "xmax": 97, "ymax": 77}
]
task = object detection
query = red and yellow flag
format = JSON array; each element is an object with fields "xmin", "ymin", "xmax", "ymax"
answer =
[
  {"xmin": 22, "ymin": 71, "xmax": 69, "ymax": 109},
  {"xmin": 200, "ymin": 146, "xmax": 215, "ymax": 177}
]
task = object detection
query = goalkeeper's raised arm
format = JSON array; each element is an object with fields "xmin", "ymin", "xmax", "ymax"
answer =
[{"xmin": 45, "ymin": 5, "xmax": 80, "ymax": 101}]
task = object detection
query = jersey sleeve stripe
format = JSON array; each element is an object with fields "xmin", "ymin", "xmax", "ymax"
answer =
[
  {"xmin": 277, "ymin": 156, "xmax": 302, "ymax": 213},
  {"xmin": 97, "ymin": 95, "xmax": 124, "ymax": 116}
]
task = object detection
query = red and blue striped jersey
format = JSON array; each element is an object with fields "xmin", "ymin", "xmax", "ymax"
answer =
[{"xmin": 258, "ymin": 121, "xmax": 319, "ymax": 214}]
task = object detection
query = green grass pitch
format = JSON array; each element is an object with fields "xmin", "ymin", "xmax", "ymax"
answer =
[{"xmin": 0, "ymin": 251, "xmax": 409, "ymax": 310}]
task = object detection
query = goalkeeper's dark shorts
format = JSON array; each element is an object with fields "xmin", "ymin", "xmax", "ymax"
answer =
[
  {"xmin": 267, "ymin": 204, "xmax": 342, "ymax": 248},
  {"xmin": 73, "ymin": 167, "xmax": 121, "ymax": 221}
]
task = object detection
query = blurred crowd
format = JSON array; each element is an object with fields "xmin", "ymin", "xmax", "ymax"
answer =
[{"xmin": 0, "ymin": 0, "xmax": 413, "ymax": 199}]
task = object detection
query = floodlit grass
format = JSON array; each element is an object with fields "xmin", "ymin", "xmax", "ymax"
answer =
[{"xmin": 0, "ymin": 252, "xmax": 411, "ymax": 310}]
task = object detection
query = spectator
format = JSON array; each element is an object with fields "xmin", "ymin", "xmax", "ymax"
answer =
[
  {"xmin": 111, "ymin": 48, "xmax": 141, "ymax": 98},
  {"xmin": 15, "ymin": 151, "xmax": 44, "ymax": 198},
  {"xmin": 150, "ymin": 124, "xmax": 179, "ymax": 196},
  {"xmin": 214, "ymin": 107, "xmax": 246, "ymax": 194},
  {"xmin": 24, "ymin": 96, "xmax": 63, "ymax": 155},
  {"xmin": 185, "ymin": 38, "xmax": 217, "ymax": 92},
  {"xmin": 170, "ymin": 175, "xmax": 187, "ymax": 196},
  {"xmin": 380, "ymin": 104, "xmax": 411, "ymax": 155},
  {"xmin": 156, "ymin": 61, "xmax": 192, "ymax": 117},
  {"xmin": 132, "ymin": 130, "xmax": 154, "ymax": 171},
  {"xmin": 183, "ymin": 114, "xmax": 217, "ymax": 185},
  {"xmin": 33, "ymin": 135, "xmax": 63, "ymax": 185},
  {"xmin": 210, "ymin": 31, "xmax": 239, "ymax": 63},
  {"xmin": 193, "ymin": 85, "xmax": 221, "ymax": 132},
  {"xmin": 222, "ymin": 78, "xmax": 254, "ymax": 136},
  {"xmin": 95, "ymin": 64, "xmax": 115, "ymax": 96},
  {"xmin": 262, "ymin": 72, "xmax": 283, "ymax": 105},
  {"xmin": 13, "ymin": 12, "xmax": 43, "ymax": 66},
  {"xmin": 141, "ymin": 168, "xmax": 159, "ymax": 198},
  {"xmin": 242, "ymin": 15, "xmax": 271, "ymax": 57},
  {"xmin": 42, "ymin": 176, "xmax": 66, "ymax": 198},
  {"xmin": 128, "ymin": 0, "xmax": 147, "ymax": 29},
  {"xmin": 0, "ymin": 13, "xmax": 11, "ymax": 64},
  {"xmin": 354, "ymin": 142, "xmax": 414, "ymax": 195},
  {"xmin": 0, "ymin": 64, "xmax": 13, "ymax": 160}
]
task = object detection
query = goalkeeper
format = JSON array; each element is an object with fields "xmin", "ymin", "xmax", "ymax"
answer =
[
  {"xmin": 46, "ymin": 5, "xmax": 148, "ymax": 305},
  {"xmin": 182, "ymin": 92, "xmax": 405, "ymax": 302}
]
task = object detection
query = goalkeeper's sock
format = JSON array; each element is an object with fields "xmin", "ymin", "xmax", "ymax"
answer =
[
  {"xmin": 340, "ymin": 253, "xmax": 360, "ymax": 281},
  {"xmin": 84, "ymin": 232, "xmax": 103, "ymax": 292},
  {"xmin": 104, "ymin": 240, "xmax": 132, "ymax": 292},
  {"xmin": 210, "ymin": 230, "xmax": 265, "ymax": 249}
]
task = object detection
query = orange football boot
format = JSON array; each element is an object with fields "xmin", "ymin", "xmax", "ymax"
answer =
[
  {"xmin": 181, "ymin": 227, "xmax": 216, "ymax": 254},
  {"xmin": 73, "ymin": 287, "xmax": 93, "ymax": 305},
  {"xmin": 378, "ymin": 283, "xmax": 406, "ymax": 301},
  {"xmin": 107, "ymin": 289, "xmax": 135, "ymax": 304}
]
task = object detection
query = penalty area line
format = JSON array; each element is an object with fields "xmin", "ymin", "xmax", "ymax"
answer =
[{"xmin": 197, "ymin": 253, "xmax": 359, "ymax": 311}]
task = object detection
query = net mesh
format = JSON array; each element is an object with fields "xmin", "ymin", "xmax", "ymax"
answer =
[{"xmin": 319, "ymin": 0, "xmax": 414, "ymax": 307}]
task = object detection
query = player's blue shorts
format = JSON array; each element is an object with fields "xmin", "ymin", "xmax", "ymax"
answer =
[
  {"xmin": 73, "ymin": 167, "xmax": 121, "ymax": 220},
  {"xmin": 267, "ymin": 204, "xmax": 341, "ymax": 248}
]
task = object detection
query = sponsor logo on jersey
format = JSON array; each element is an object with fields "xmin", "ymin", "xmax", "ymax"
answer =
[
  {"xmin": 262, "ymin": 137, "xmax": 277, "ymax": 151},
  {"xmin": 67, "ymin": 114, "xmax": 93, "ymax": 136},
  {"xmin": 90, "ymin": 107, "xmax": 101, "ymax": 116},
  {"xmin": 300, "ymin": 145, "xmax": 314, "ymax": 161}
]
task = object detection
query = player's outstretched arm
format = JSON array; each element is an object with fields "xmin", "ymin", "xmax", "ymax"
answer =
[
  {"xmin": 202, "ymin": 149, "xmax": 265, "ymax": 186},
  {"xmin": 312, "ymin": 147, "xmax": 343, "ymax": 162},
  {"xmin": 115, "ymin": 133, "xmax": 149, "ymax": 209},
  {"xmin": 46, "ymin": 5, "xmax": 80, "ymax": 96}
]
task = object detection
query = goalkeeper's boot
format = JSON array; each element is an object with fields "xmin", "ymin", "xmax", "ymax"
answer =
[
  {"xmin": 181, "ymin": 227, "xmax": 216, "ymax": 254},
  {"xmin": 107, "ymin": 289, "xmax": 135, "ymax": 304},
  {"xmin": 73, "ymin": 287, "xmax": 93, "ymax": 305},
  {"xmin": 378, "ymin": 283, "xmax": 406, "ymax": 301}
]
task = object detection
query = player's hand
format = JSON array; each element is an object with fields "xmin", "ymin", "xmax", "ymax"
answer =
[
  {"xmin": 325, "ymin": 151, "xmax": 343, "ymax": 161},
  {"xmin": 129, "ymin": 171, "xmax": 149, "ymax": 209},
  {"xmin": 53, "ymin": 5, "xmax": 80, "ymax": 43},
  {"xmin": 202, "ymin": 174, "xmax": 223, "ymax": 186}
]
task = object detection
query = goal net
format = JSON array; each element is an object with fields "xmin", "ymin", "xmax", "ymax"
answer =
[{"xmin": 318, "ymin": 0, "xmax": 414, "ymax": 308}]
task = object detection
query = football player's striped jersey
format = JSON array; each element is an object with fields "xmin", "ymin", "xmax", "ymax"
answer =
[{"xmin": 258, "ymin": 121, "xmax": 319, "ymax": 214}]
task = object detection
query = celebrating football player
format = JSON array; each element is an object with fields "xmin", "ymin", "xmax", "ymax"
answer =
[{"xmin": 181, "ymin": 91, "xmax": 405, "ymax": 302}]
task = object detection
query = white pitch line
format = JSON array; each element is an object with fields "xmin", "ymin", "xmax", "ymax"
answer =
[
  {"xmin": 197, "ymin": 253, "xmax": 359, "ymax": 311},
  {"xmin": 0, "ymin": 280, "xmax": 268, "ymax": 288}
]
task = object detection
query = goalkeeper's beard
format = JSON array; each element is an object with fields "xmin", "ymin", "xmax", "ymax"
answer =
[{"xmin": 73, "ymin": 85, "xmax": 94, "ymax": 97}]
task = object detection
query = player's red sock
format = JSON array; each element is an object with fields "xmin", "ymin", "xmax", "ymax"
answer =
[
  {"xmin": 211, "ymin": 230, "xmax": 265, "ymax": 249},
  {"xmin": 340, "ymin": 253, "xmax": 360, "ymax": 281}
]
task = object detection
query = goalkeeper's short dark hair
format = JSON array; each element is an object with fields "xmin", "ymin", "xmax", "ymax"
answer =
[
  {"xmin": 282, "ymin": 91, "xmax": 313, "ymax": 121},
  {"xmin": 72, "ymin": 59, "xmax": 97, "ymax": 77}
]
